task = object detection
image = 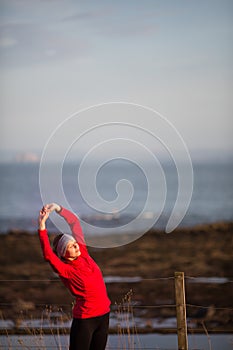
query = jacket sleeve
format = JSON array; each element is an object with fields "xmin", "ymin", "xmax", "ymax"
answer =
[
  {"xmin": 38, "ymin": 229, "xmax": 71, "ymax": 278},
  {"xmin": 58, "ymin": 207, "xmax": 88, "ymax": 255}
]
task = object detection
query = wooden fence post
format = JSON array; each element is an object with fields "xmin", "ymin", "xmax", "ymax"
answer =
[{"xmin": 174, "ymin": 271, "xmax": 188, "ymax": 350}]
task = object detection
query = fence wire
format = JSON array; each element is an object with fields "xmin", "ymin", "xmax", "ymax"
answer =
[{"xmin": 0, "ymin": 274, "xmax": 232, "ymax": 350}]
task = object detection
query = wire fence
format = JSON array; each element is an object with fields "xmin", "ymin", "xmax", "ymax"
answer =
[
  {"xmin": 0, "ymin": 275, "xmax": 232, "ymax": 350},
  {"xmin": 0, "ymin": 276, "xmax": 232, "ymax": 312}
]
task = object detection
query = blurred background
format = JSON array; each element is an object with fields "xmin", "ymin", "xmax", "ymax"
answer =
[{"xmin": 0, "ymin": 0, "xmax": 232, "ymax": 232}]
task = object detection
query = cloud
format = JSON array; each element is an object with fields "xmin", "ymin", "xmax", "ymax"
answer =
[
  {"xmin": 61, "ymin": 6, "xmax": 158, "ymax": 39},
  {"xmin": 0, "ymin": 36, "xmax": 17, "ymax": 48},
  {"xmin": 102, "ymin": 22, "xmax": 158, "ymax": 39},
  {"xmin": 0, "ymin": 2, "xmax": 159, "ymax": 69},
  {"xmin": 0, "ymin": 20, "xmax": 90, "ymax": 67},
  {"xmin": 62, "ymin": 10, "xmax": 104, "ymax": 22}
]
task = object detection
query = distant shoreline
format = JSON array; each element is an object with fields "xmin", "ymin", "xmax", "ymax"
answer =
[
  {"xmin": 2, "ymin": 218, "xmax": 233, "ymax": 232},
  {"xmin": 1, "ymin": 219, "xmax": 233, "ymax": 237}
]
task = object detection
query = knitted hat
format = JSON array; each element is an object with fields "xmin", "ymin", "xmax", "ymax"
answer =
[{"xmin": 56, "ymin": 234, "xmax": 76, "ymax": 258}]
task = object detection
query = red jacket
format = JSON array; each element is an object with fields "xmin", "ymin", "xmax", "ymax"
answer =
[{"xmin": 38, "ymin": 207, "xmax": 111, "ymax": 319}]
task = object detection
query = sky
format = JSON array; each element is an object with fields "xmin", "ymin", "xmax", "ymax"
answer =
[{"xmin": 0, "ymin": 0, "xmax": 233, "ymax": 161}]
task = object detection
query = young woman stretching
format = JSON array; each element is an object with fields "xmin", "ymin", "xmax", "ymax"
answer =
[{"xmin": 38, "ymin": 203, "xmax": 111, "ymax": 350}]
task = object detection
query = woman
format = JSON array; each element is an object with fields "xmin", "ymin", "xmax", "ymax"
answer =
[{"xmin": 38, "ymin": 203, "xmax": 111, "ymax": 350}]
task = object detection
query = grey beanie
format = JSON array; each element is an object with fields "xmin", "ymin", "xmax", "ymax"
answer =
[{"xmin": 56, "ymin": 234, "xmax": 76, "ymax": 258}]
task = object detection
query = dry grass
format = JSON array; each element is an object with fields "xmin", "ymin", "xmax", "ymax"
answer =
[{"xmin": 0, "ymin": 222, "xmax": 232, "ymax": 325}]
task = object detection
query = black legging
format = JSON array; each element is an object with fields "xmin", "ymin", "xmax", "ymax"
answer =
[{"xmin": 69, "ymin": 312, "xmax": 109, "ymax": 350}]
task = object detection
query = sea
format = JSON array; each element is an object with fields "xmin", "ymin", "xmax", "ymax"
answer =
[{"xmin": 0, "ymin": 158, "xmax": 233, "ymax": 235}]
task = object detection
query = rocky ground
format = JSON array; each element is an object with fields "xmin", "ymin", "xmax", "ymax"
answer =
[{"xmin": 0, "ymin": 222, "xmax": 232, "ymax": 332}]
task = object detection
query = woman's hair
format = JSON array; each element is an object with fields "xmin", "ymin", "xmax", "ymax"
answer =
[{"xmin": 53, "ymin": 234, "xmax": 64, "ymax": 255}]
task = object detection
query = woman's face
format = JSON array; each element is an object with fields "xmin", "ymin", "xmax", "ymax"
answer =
[{"xmin": 64, "ymin": 241, "xmax": 81, "ymax": 260}]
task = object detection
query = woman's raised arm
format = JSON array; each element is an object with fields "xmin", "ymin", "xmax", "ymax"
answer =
[{"xmin": 45, "ymin": 203, "xmax": 86, "ymax": 248}]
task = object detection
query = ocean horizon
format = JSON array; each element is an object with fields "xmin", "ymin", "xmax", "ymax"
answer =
[{"xmin": 0, "ymin": 158, "xmax": 232, "ymax": 235}]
